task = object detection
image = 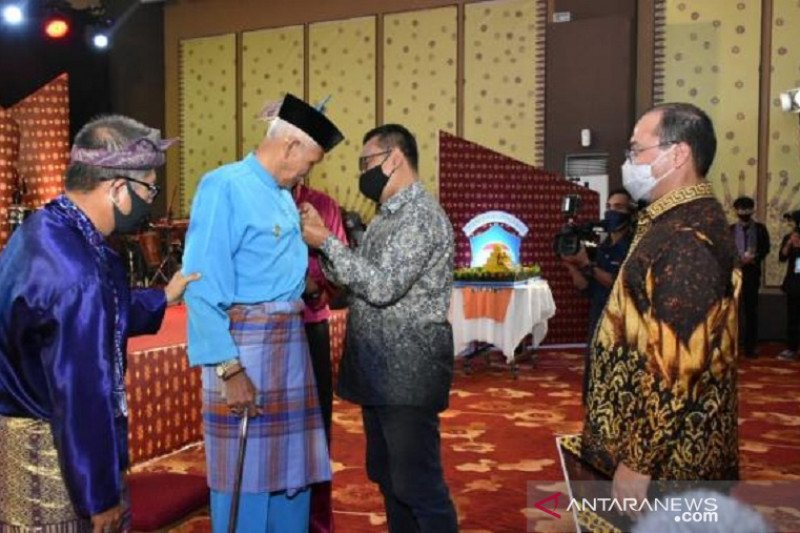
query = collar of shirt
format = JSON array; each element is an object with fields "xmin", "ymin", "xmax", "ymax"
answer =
[
  {"xmin": 633, "ymin": 182, "xmax": 715, "ymax": 245},
  {"xmin": 380, "ymin": 181, "xmax": 424, "ymax": 215},
  {"xmin": 638, "ymin": 181, "xmax": 714, "ymax": 226},
  {"xmin": 244, "ymin": 152, "xmax": 280, "ymax": 190},
  {"xmin": 50, "ymin": 194, "xmax": 108, "ymax": 255}
]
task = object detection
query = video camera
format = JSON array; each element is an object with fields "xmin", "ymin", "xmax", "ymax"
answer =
[{"xmin": 553, "ymin": 194, "xmax": 605, "ymax": 257}]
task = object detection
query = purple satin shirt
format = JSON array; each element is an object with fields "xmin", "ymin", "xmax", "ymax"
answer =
[
  {"xmin": 0, "ymin": 198, "xmax": 166, "ymax": 517},
  {"xmin": 293, "ymin": 184, "xmax": 347, "ymax": 324}
]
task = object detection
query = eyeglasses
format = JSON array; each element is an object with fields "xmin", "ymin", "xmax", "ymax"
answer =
[
  {"xmin": 104, "ymin": 177, "xmax": 160, "ymax": 199},
  {"xmin": 624, "ymin": 142, "xmax": 675, "ymax": 163},
  {"xmin": 358, "ymin": 150, "xmax": 391, "ymax": 172}
]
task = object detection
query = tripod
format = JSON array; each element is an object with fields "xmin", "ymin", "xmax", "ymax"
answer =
[
  {"xmin": 148, "ymin": 227, "xmax": 183, "ymax": 286},
  {"xmin": 147, "ymin": 183, "xmax": 184, "ymax": 287}
]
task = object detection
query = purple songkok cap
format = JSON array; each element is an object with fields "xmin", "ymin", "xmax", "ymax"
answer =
[{"xmin": 70, "ymin": 137, "xmax": 178, "ymax": 170}]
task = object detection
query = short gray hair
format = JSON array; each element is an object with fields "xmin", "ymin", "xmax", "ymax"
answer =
[
  {"xmin": 65, "ymin": 115, "xmax": 157, "ymax": 192},
  {"xmin": 267, "ymin": 117, "xmax": 320, "ymax": 151}
]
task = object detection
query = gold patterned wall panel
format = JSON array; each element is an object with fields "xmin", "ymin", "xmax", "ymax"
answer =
[
  {"xmin": 241, "ymin": 26, "xmax": 305, "ymax": 155},
  {"xmin": 764, "ymin": 0, "xmax": 800, "ymax": 286},
  {"xmin": 654, "ymin": 0, "xmax": 761, "ymax": 209},
  {"xmin": 8, "ymin": 74, "xmax": 69, "ymax": 210},
  {"xmin": 0, "ymin": 108, "xmax": 20, "ymax": 249},
  {"xmin": 307, "ymin": 17, "xmax": 376, "ymax": 222},
  {"xmin": 384, "ymin": 7, "xmax": 457, "ymax": 196},
  {"xmin": 179, "ymin": 34, "xmax": 237, "ymax": 215},
  {"xmin": 464, "ymin": 0, "xmax": 546, "ymax": 167}
]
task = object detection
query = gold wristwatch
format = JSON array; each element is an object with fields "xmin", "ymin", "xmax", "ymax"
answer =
[{"xmin": 215, "ymin": 358, "xmax": 241, "ymax": 379}]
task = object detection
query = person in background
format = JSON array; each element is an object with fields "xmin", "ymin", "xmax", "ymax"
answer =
[
  {"xmin": 300, "ymin": 124, "xmax": 459, "ymax": 532},
  {"xmin": 0, "ymin": 115, "xmax": 198, "ymax": 533},
  {"xmin": 292, "ymin": 179, "xmax": 348, "ymax": 533},
  {"xmin": 561, "ymin": 188, "xmax": 635, "ymax": 404},
  {"xmin": 778, "ymin": 210, "xmax": 800, "ymax": 361},
  {"xmin": 182, "ymin": 94, "xmax": 343, "ymax": 532},
  {"xmin": 729, "ymin": 196, "xmax": 770, "ymax": 358}
]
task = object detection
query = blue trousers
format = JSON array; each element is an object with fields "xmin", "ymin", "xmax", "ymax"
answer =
[
  {"xmin": 363, "ymin": 405, "xmax": 458, "ymax": 532},
  {"xmin": 210, "ymin": 489, "xmax": 310, "ymax": 533}
]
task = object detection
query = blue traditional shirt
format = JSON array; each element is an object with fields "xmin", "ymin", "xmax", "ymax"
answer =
[
  {"xmin": 0, "ymin": 196, "xmax": 166, "ymax": 517},
  {"xmin": 182, "ymin": 153, "xmax": 307, "ymax": 365}
]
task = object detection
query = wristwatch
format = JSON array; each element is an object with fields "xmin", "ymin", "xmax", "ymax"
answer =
[{"xmin": 215, "ymin": 358, "xmax": 241, "ymax": 379}]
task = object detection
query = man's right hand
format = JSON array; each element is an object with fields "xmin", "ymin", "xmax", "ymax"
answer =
[
  {"xmin": 91, "ymin": 504, "xmax": 122, "ymax": 533},
  {"xmin": 223, "ymin": 369, "xmax": 258, "ymax": 417}
]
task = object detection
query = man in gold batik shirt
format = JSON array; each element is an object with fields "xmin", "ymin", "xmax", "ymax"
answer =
[{"xmin": 561, "ymin": 103, "xmax": 741, "ymax": 518}]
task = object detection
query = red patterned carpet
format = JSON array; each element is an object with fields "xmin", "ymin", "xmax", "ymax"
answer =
[{"xmin": 134, "ymin": 345, "xmax": 800, "ymax": 533}]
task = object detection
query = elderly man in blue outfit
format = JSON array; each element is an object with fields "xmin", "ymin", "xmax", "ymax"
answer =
[
  {"xmin": 0, "ymin": 114, "xmax": 199, "ymax": 532},
  {"xmin": 182, "ymin": 93, "xmax": 344, "ymax": 532},
  {"xmin": 300, "ymin": 124, "xmax": 459, "ymax": 532}
]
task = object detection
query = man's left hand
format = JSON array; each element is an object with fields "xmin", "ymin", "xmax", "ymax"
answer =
[
  {"xmin": 300, "ymin": 202, "xmax": 331, "ymax": 248},
  {"xmin": 612, "ymin": 461, "xmax": 651, "ymax": 520},
  {"xmin": 164, "ymin": 270, "xmax": 201, "ymax": 305}
]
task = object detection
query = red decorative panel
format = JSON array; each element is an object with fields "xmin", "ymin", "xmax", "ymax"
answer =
[
  {"xmin": 125, "ymin": 344, "xmax": 203, "ymax": 465},
  {"xmin": 8, "ymin": 73, "xmax": 69, "ymax": 208},
  {"xmin": 438, "ymin": 131, "xmax": 598, "ymax": 344},
  {"xmin": 0, "ymin": 108, "xmax": 20, "ymax": 249}
]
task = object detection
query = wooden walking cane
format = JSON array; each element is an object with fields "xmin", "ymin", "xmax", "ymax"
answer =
[{"xmin": 228, "ymin": 414, "xmax": 249, "ymax": 533}]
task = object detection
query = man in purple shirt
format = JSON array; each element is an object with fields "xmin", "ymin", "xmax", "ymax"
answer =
[
  {"xmin": 0, "ymin": 115, "xmax": 198, "ymax": 532},
  {"xmin": 293, "ymin": 182, "xmax": 347, "ymax": 533}
]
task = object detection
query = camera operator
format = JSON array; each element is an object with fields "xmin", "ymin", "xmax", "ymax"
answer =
[
  {"xmin": 778, "ymin": 210, "xmax": 800, "ymax": 361},
  {"xmin": 561, "ymin": 188, "xmax": 635, "ymax": 403}
]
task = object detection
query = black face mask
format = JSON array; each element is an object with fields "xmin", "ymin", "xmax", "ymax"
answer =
[
  {"xmin": 359, "ymin": 164, "xmax": 391, "ymax": 203},
  {"xmin": 113, "ymin": 182, "xmax": 152, "ymax": 234},
  {"xmin": 603, "ymin": 210, "xmax": 631, "ymax": 232},
  {"xmin": 737, "ymin": 214, "xmax": 752, "ymax": 223}
]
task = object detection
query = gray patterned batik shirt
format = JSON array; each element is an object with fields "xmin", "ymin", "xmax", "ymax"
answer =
[{"xmin": 320, "ymin": 181, "xmax": 455, "ymax": 410}]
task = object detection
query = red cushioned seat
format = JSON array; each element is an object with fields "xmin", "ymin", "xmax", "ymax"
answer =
[{"xmin": 129, "ymin": 472, "xmax": 209, "ymax": 531}]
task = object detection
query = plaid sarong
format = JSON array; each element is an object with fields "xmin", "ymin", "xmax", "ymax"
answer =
[
  {"xmin": 202, "ymin": 300, "xmax": 331, "ymax": 494},
  {"xmin": 0, "ymin": 416, "xmax": 130, "ymax": 532}
]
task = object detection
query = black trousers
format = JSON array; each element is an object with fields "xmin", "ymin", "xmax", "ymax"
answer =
[
  {"xmin": 305, "ymin": 320, "xmax": 332, "ymax": 443},
  {"xmin": 739, "ymin": 268, "xmax": 761, "ymax": 356},
  {"xmin": 362, "ymin": 405, "xmax": 459, "ymax": 533},
  {"xmin": 306, "ymin": 320, "xmax": 334, "ymax": 532},
  {"xmin": 787, "ymin": 293, "xmax": 800, "ymax": 351}
]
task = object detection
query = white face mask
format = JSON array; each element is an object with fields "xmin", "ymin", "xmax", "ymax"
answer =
[{"xmin": 621, "ymin": 146, "xmax": 675, "ymax": 202}]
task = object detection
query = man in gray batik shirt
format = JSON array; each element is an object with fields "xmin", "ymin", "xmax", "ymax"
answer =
[{"xmin": 300, "ymin": 124, "xmax": 459, "ymax": 533}]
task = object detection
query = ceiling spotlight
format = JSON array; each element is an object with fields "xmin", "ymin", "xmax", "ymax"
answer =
[
  {"xmin": 44, "ymin": 16, "xmax": 70, "ymax": 39},
  {"xmin": 779, "ymin": 88, "xmax": 800, "ymax": 113},
  {"xmin": 1, "ymin": 4, "xmax": 23, "ymax": 25},
  {"xmin": 92, "ymin": 32, "xmax": 108, "ymax": 49}
]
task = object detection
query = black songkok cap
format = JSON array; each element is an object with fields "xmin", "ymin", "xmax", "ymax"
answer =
[{"xmin": 278, "ymin": 93, "xmax": 344, "ymax": 153}]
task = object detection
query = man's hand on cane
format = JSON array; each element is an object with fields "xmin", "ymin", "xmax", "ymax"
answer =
[{"xmin": 224, "ymin": 368, "xmax": 259, "ymax": 417}]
